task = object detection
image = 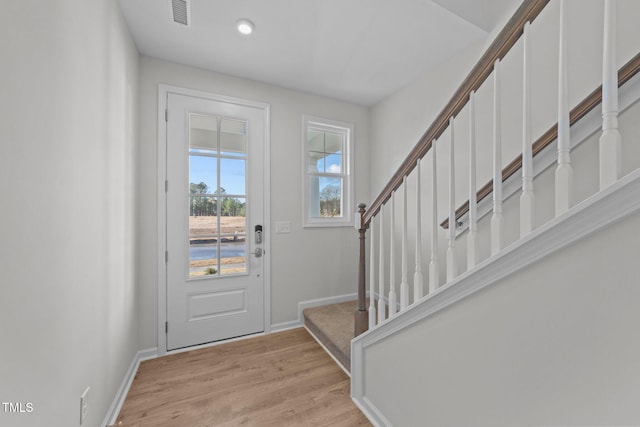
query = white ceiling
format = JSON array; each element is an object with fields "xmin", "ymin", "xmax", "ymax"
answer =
[{"xmin": 118, "ymin": 0, "xmax": 507, "ymax": 106}]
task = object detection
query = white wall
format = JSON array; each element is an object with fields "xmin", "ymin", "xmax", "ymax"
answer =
[
  {"xmin": 363, "ymin": 209, "xmax": 640, "ymax": 426},
  {"xmin": 137, "ymin": 57, "xmax": 370, "ymax": 349},
  {"xmin": 0, "ymin": 1, "xmax": 139, "ymax": 426}
]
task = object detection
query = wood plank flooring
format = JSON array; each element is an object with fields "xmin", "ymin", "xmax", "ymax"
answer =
[{"xmin": 114, "ymin": 328, "xmax": 371, "ymax": 426}]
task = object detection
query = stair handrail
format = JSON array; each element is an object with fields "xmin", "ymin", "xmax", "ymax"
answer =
[{"xmin": 362, "ymin": 0, "xmax": 550, "ymax": 228}]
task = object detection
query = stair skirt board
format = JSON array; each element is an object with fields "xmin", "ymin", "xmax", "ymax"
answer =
[{"xmin": 304, "ymin": 325, "xmax": 351, "ymax": 377}]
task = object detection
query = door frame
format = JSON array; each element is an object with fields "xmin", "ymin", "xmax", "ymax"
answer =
[{"xmin": 156, "ymin": 84, "xmax": 271, "ymax": 355}]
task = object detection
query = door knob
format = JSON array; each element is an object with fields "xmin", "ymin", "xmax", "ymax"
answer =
[{"xmin": 251, "ymin": 248, "xmax": 263, "ymax": 257}]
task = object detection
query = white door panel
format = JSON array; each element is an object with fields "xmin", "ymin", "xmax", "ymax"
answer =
[{"xmin": 165, "ymin": 93, "xmax": 266, "ymax": 350}]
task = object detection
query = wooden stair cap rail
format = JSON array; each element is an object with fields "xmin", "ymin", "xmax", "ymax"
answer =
[{"xmin": 363, "ymin": 0, "xmax": 550, "ymax": 227}]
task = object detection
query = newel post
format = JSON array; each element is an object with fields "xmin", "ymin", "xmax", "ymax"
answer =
[{"xmin": 355, "ymin": 203, "xmax": 369, "ymax": 337}]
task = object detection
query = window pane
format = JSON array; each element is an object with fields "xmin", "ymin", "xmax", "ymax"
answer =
[
  {"xmin": 189, "ymin": 155, "xmax": 217, "ymax": 195},
  {"xmin": 307, "ymin": 129, "xmax": 343, "ymax": 174},
  {"xmin": 325, "ymin": 153, "xmax": 342, "ymax": 174},
  {"xmin": 309, "ymin": 176, "xmax": 342, "ymax": 217},
  {"xmin": 220, "ymin": 118, "xmax": 246, "ymax": 156},
  {"xmin": 308, "ymin": 151, "xmax": 324, "ymax": 173},
  {"xmin": 308, "ymin": 129, "xmax": 325, "ymax": 152},
  {"xmin": 324, "ymin": 132, "xmax": 343, "ymax": 155},
  {"xmin": 220, "ymin": 158, "xmax": 246, "ymax": 196},
  {"xmin": 190, "ymin": 114, "xmax": 218, "ymax": 153}
]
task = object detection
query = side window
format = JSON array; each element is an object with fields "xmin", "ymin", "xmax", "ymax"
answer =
[{"xmin": 302, "ymin": 115, "xmax": 354, "ymax": 227}]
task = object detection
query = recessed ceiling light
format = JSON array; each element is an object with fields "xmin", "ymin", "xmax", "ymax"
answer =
[{"xmin": 236, "ymin": 19, "xmax": 255, "ymax": 35}]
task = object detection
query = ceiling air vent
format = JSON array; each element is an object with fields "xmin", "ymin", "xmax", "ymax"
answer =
[{"xmin": 171, "ymin": 0, "xmax": 190, "ymax": 26}]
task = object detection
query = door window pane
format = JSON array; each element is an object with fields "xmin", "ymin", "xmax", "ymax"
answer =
[
  {"xmin": 190, "ymin": 114, "xmax": 218, "ymax": 153},
  {"xmin": 220, "ymin": 118, "xmax": 246, "ymax": 156},
  {"xmin": 219, "ymin": 241, "xmax": 246, "ymax": 275},
  {"xmin": 219, "ymin": 196, "xmax": 247, "ymax": 275},
  {"xmin": 220, "ymin": 158, "xmax": 246, "ymax": 196},
  {"xmin": 189, "ymin": 195, "xmax": 217, "ymax": 220},
  {"xmin": 189, "ymin": 207, "xmax": 217, "ymax": 277},
  {"xmin": 219, "ymin": 197, "xmax": 246, "ymax": 234},
  {"xmin": 188, "ymin": 114, "xmax": 248, "ymax": 278},
  {"xmin": 189, "ymin": 155, "xmax": 217, "ymax": 195}
]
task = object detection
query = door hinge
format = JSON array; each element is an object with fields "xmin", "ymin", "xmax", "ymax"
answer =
[
  {"xmin": 165, "ymin": 108, "xmax": 168, "ymax": 122},
  {"xmin": 165, "ymin": 180, "xmax": 168, "ymax": 193},
  {"xmin": 165, "ymin": 321, "xmax": 168, "ymax": 334},
  {"xmin": 165, "ymin": 250, "xmax": 169, "ymax": 263}
]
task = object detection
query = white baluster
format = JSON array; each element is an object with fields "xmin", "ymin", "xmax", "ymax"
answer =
[
  {"xmin": 400, "ymin": 177, "xmax": 409, "ymax": 311},
  {"xmin": 468, "ymin": 91, "xmax": 479, "ymax": 269},
  {"xmin": 447, "ymin": 117, "xmax": 458, "ymax": 282},
  {"xmin": 368, "ymin": 221, "xmax": 376, "ymax": 329},
  {"xmin": 599, "ymin": 0, "xmax": 621, "ymax": 190},
  {"xmin": 429, "ymin": 140, "xmax": 440, "ymax": 293},
  {"xmin": 521, "ymin": 21, "xmax": 535, "ymax": 237},
  {"xmin": 491, "ymin": 60, "xmax": 504, "ymax": 255},
  {"xmin": 389, "ymin": 192, "xmax": 397, "ymax": 317},
  {"xmin": 378, "ymin": 207, "xmax": 386, "ymax": 324},
  {"xmin": 556, "ymin": 0, "xmax": 573, "ymax": 216},
  {"xmin": 414, "ymin": 159, "xmax": 424, "ymax": 302}
]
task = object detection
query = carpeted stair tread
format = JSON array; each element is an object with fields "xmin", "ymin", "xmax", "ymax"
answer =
[{"xmin": 303, "ymin": 300, "xmax": 358, "ymax": 372}]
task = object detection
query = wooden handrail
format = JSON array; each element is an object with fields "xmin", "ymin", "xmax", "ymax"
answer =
[
  {"xmin": 363, "ymin": 0, "xmax": 550, "ymax": 227},
  {"xmin": 441, "ymin": 52, "xmax": 640, "ymax": 229}
]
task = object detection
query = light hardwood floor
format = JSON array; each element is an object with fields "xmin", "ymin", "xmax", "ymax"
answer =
[{"xmin": 114, "ymin": 328, "xmax": 371, "ymax": 426}]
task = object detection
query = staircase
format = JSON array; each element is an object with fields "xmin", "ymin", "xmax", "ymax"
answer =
[{"xmin": 306, "ymin": 0, "xmax": 640, "ymax": 425}]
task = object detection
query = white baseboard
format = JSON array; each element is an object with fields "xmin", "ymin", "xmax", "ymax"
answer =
[
  {"xmin": 298, "ymin": 292, "xmax": 358, "ymax": 324},
  {"xmin": 270, "ymin": 319, "xmax": 302, "ymax": 332},
  {"xmin": 102, "ymin": 347, "xmax": 158, "ymax": 427}
]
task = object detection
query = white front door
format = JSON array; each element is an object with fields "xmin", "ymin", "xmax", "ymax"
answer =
[{"xmin": 165, "ymin": 92, "xmax": 267, "ymax": 351}]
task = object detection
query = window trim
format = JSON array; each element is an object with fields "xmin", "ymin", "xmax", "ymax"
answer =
[{"xmin": 302, "ymin": 114, "xmax": 354, "ymax": 228}]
